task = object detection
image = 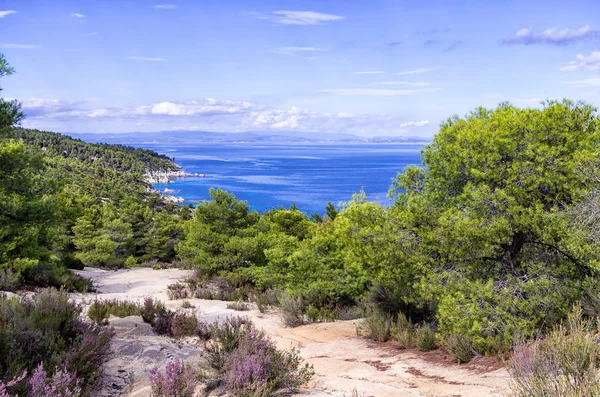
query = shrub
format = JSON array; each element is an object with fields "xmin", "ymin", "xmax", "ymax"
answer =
[
  {"xmin": 223, "ymin": 328, "xmax": 314, "ymax": 397},
  {"xmin": 416, "ymin": 325, "xmax": 436, "ymax": 352},
  {"xmin": 358, "ymin": 311, "xmax": 393, "ymax": 342},
  {"xmin": 148, "ymin": 360, "xmax": 198, "ymax": 397},
  {"xmin": 508, "ymin": 305, "xmax": 600, "ymax": 397},
  {"xmin": 88, "ymin": 299, "xmax": 142, "ymax": 324},
  {"xmin": 0, "ymin": 269, "xmax": 21, "ymax": 292},
  {"xmin": 447, "ymin": 334, "xmax": 474, "ymax": 364},
  {"xmin": 171, "ymin": 312, "xmax": 198, "ymax": 339},
  {"xmin": 181, "ymin": 300, "xmax": 194, "ymax": 309},
  {"xmin": 395, "ymin": 328, "xmax": 416, "ymax": 349},
  {"xmin": 205, "ymin": 316, "xmax": 254, "ymax": 370},
  {"xmin": 0, "ymin": 288, "xmax": 113, "ymax": 396},
  {"xmin": 141, "ymin": 296, "xmax": 160, "ymax": 324},
  {"xmin": 88, "ymin": 300, "xmax": 110, "ymax": 325},
  {"xmin": 227, "ymin": 301, "xmax": 250, "ymax": 311},
  {"xmin": 153, "ymin": 306, "xmax": 175, "ymax": 336},
  {"xmin": 124, "ymin": 256, "xmax": 138, "ymax": 268},
  {"xmin": 337, "ymin": 305, "xmax": 367, "ymax": 321},
  {"xmin": 64, "ymin": 320, "xmax": 114, "ymax": 390},
  {"xmin": 0, "ymin": 371, "xmax": 27, "ymax": 397},
  {"xmin": 280, "ymin": 292, "xmax": 304, "ymax": 327},
  {"xmin": 29, "ymin": 363, "xmax": 82, "ymax": 397},
  {"xmin": 167, "ymin": 283, "xmax": 189, "ymax": 300},
  {"xmin": 24, "ymin": 265, "xmax": 94, "ymax": 293}
]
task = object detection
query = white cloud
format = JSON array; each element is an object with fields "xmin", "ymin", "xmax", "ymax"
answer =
[
  {"xmin": 71, "ymin": 13, "xmax": 85, "ymax": 18},
  {"xmin": 399, "ymin": 120, "xmax": 429, "ymax": 127},
  {"xmin": 354, "ymin": 71, "xmax": 386, "ymax": 75},
  {"xmin": 396, "ymin": 67, "xmax": 438, "ymax": 75},
  {"xmin": 91, "ymin": 32, "xmax": 100, "ymax": 35},
  {"xmin": 0, "ymin": 10, "xmax": 17, "ymax": 18},
  {"xmin": 374, "ymin": 81, "xmax": 431, "ymax": 87},
  {"xmin": 249, "ymin": 10, "xmax": 344, "ymax": 25},
  {"xmin": 127, "ymin": 56, "xmax": 166, "ymax": 61},
  {"xmin": 271, "ymin": 46, "xmax": 322, "ymax": 56},
  {"xmin": 16, "ymin": 97, "xmax": 435, "ymax": 137},
  {"xmin": 564, "ymin": 77, "xmax": 600, "ymax": 87},
  {"xmin": 0, "ymin": 44, "xmax": 39, "ymax": 49},
  {"xmin": 561, "ymin": 51, "xmax": 600, "ymax": 71},
  {"xmin": 153, "ymin": 4, "xmax": 177, "ymax": 9},
  {"xmin": 503, "ymin": 25, "xmax": 599, "ymax": 45},
  {"xmin": 323, "ymin": 88, "xmax": 418, "ymax": 96}
]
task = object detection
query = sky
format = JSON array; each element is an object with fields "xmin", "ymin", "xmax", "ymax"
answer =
[{"xmin": 0, "ymin": 0, "xmax": 599, "ymax": 138}]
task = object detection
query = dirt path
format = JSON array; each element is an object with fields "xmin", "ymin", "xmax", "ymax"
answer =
[{"xmin": 72, "ymin": 268, "xmax": 511, "ymax": 397}]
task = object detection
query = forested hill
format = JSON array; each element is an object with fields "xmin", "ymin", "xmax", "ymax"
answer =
[{"xmin": 12, "ymin": 127, "xmax": 179, "ymax": 174}]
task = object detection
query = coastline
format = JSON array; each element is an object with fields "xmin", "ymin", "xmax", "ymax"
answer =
[{"xmin": 144, "ymin": 164, "xmax": 204, "ymax": 204}]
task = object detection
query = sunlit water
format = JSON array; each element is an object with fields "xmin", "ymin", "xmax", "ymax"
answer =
[{"xmin": 143, "ymin": 143, "xmax": 424, "ymax": 215}]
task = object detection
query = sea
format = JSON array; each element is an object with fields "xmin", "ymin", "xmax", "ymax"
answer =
[{"xmin": 144, "ymin": 143, "xmax": 425, "ymax": 215}]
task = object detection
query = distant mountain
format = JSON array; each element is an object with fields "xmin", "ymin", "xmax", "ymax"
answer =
[{"xmin": 66, "ymin": 130, "xmax": 431, "ymax": 145}]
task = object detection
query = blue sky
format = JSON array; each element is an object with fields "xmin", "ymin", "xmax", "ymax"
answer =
[{"xmin": 0, "ymin": 0, "xmax": 599, "ymax": 137}]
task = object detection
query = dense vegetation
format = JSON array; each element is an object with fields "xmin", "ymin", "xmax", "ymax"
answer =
[
  {"xmin": 2, "ymin": 51, "xmax": 600, "ymax": 395},
  {"xmin": 0, "ymin": 55, "xmax": 191, "ymax": 290},
  {"xmin": 176, "ymin": 100, "xmax": 600, "ymax": 355}
]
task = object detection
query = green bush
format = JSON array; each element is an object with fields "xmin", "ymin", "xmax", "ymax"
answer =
[
  {"xmin": 416, "ymin": 324, "xmax": 436, "ymax": 352},
  {"xmin": 227, "ymin": 301, "xmax": 250, "ymax": 311},
  {"xmin": 88, "ymin": 300, "xmax": 111, "ymax": 325},
  {"xmin": 171, "ymin": 312, "xmax": 198, "ymax": 338},
  {"xmin": 181, "ymin": 300, "xmax": 195, "ymax": 309},
  {"xmin": 205, "ymin": 316, "xmax": 254, "ymax": 371},
  {"xmin": 508, "ymin": 305, "xmax": 600, "ymax": 397},
  {"xmin": 0, "ymin": 269, "xmax": 20, "ymax": 292},
  {"xmin": 88, "ymin": 299, "xmax": 142, "ymax": 324},
  {"xmin": 447, "ymin": 334, "xmax": 474, "ymax": 363},
  {"xmin": 0, "ymin": 288, "xmax": 113, "ymax": 395},
  {"xmin": 358, "ymin": 311, "xmax": 393, "ymax": 342},
  {"xmin": 280, "ymin": 292, "xmax": 304, "ymax": 327}
]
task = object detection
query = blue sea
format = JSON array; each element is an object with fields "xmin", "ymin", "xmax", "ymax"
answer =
[{"xmin": 145, "ymin": 144, "xmax": 424, "ymax": 215}]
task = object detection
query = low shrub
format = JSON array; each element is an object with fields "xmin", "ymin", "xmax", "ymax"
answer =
[
  {"xmin": 0, "ymin": 269, "xmax": 21, "ymax": 292},
  {"xmin": 148, "ymin": 359, "xmax": 198, "ymax": 397},
  {"xmin": 140, "ymin": 296, "xmax": 161, "ymax": 324},
  {"xmin": 171, "ymin": 312, "xmax": 198, "ymax": 338},
  {"xmin": 88, "ymin": 299, "xmax": 142, "ymax": 324},
  {"xmin": 508, "ymin": 304, "xmax": 600, "ymax": 397},
  {"xmin": 227, "ymin": 301, "xmax": 250, "ymax": 311},
  {"xmin": 305, "ymin": 305, "xmax": 337, "ymax": 323},
  {"xmin": 416, "ymin": 325, "xmax": 436, "ymax": 352},
  {"xmin": 124, "ymin": 256, "xmax": 138, "ymax": 268},
  {"xmin": 0, "ymin": 288, "xmax": 113, "ymax": 395},
  {"xmin": 395, "ymin": 328, "xmax": 416, "ymax": 349},
  {"xmin": 153, "ymin": 305, "xmax": 175, "ymax": 336},
  {"xmin": 280, "ymin": 292, "xmax": 304, "ymax": 327},
  {"xmin": 358, "ymin": 311, "xmax": 393, "ymax": 342},
  {"xmin": 181, "ymin": 300, "xmax": 195, "ymax": 309},
  {"xmin": 223, "ymin": 328, "xmax": 314, "ymax": 397},
  {"xmin": 336, "ymin": 305, "xmax": 367, "ymax": 321},
  {"xmin": 29, "ymin": 363, "xmax": 82, "ymax": 397},
  {"xmin": 167, "ymin": 283, "xmax": 189, "ymax": 300},
  {"xmin": 88, "ymin": 300, "xmax": 111, "ymax": 325},
  {"xmin": 447, "ymin": 334, "xmax": 474, "ymax": 363},
  {"xmin": 24, "ymin": 265, "xmax": 94, "ymax": 293},
  {"xmin": 205, "ymin": 316, "xmax": 254, "ymax": 370}
]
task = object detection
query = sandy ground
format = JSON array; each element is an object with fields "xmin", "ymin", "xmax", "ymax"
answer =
[{"xmin": 71, "ymin": 268, "xmax": 511, "ymax": 397}]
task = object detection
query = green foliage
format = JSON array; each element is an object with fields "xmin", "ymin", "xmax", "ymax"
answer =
[
  {"xmin": 447, "ymin": 335, "xmax": 474, "ymax": 363},
  {"xmin": 358, "ymin": 311, "xmax": 394, "ymax": 342},
  {"xmin": 279, "ymin": 292, "xmax": 304, "ymax": 327},
  {"xmin": 87, "ymin": 299, "xmax": 142, "ymax": 324},
  {"xmin": 205, "ymin": 316, "xmax": 255, "ymax": 371},
  {"xmin": 508, "ymin": 305, "xmax": 600, "ymax": 397},
  {"xmin": 416, "ymin": 325, "xmax": 436, "ymax": 352},
  {"xmin": 0, "ymin": 288, "xmax": 113, "ymax": 395}
]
